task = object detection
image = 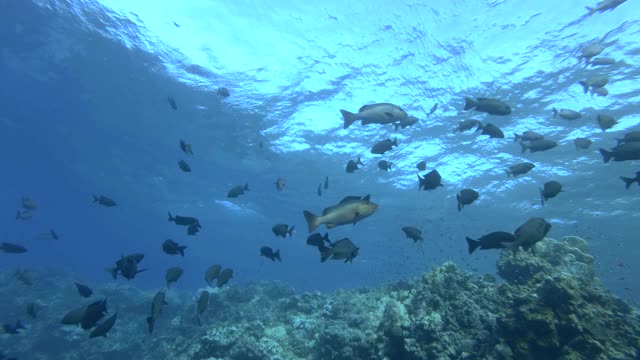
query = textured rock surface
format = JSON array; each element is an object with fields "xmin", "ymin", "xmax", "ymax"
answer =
[{"xmin": 0, "ymin": 237, "xmax": 638, "ymax": 359}]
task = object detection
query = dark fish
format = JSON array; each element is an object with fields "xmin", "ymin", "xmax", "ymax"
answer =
[
  {"xmin": 272, "ymin": 224, "xmax": 295, "ymax": 238},
  {"xmin": 26, "ymin": 302, "xmax": 38, "ymax": 319},
  {"xmin": 401, "ymin": 226, "xmax": 423, "ymax": 242},
  {"xmin": 2, "ymin": 321, "xmax": 25, "ymax": 335},
  {"xmin": 617, "ymin": 131, "xmax": 640, "ymax": 145},
  {"xmin": 579, "ymin": 76, "xmax": 608, "ymax": 94},
  {"xmin": 574, "ymin": 138, "xmax": 592, "ymax": 150},
  {"xmin": 306, "ymin": 233, "xmax": 331, "ymax": 248},
  {"xmin": 317, "ymin": 183, "xmax": 322, "ymax": 196},
  {"xmin": 93, "ymin": 195, "xmax": 116, "ymax": 207},
  {"xmin": 217, "ymin": 87, "xmax": 230, "ymax": 98},
  {"xmin": 457, "ymin": 189, "xmax": 479, "ymax": 211},
  {"xmin": 89, "ymin": 312, "xmax": 117, "ymax": 338},
  {"xmin": 600, "ymin": 142, "xmax": 640, "ymax": 163},
  {"xmin": 520, "ymin": 139, "xmax": 557, "ymax": 153},
  {"xmin": 597, "ymin": 114, "xmax": 617, "ymax": 132},
  {"xmin": 49, "ymin": 229, "xmax": 59, "ymax": 240},
  {"xmin": 275, "ymin": 178, "xmax": 286, "ymax": 191},
  {"xmin": 61, "ymin": 305, "xmax": 87, "ymax": 326},
  {"xmin": 196, "ymin": 291, "xmax": 209, "ymax": 326},
  {"xmin": 371, "ymin": 138, "xmax": 398, "ymax": 154},
  {"xmin": 319, "ymin": 238, "xmax": 359, "ymax": 263},
  {"xmin": 324, "ymin": 176, "xmax": 329, "ymax": 190},
  {"xmin": 167, "ymin": 96, "xmax": 177, "ymax": 110},
  {"xmin": 187, "ymin": 224, "xmax": 200, "ymax": 236},
  {"xmin": 505, "ymin": 162, "xmax": 535, "ymax": 177},
  {"xmin": 227, "ymin": 183, "xmax": 249, "ymax": 198},
  {"xmin": 260, "ymin": 246, "xmax": 281, "ymax": 262},
  {"xmin": 378, "ymin": 160, "xmax": 392, "ymax": 171},
  {"xmin": 147, "ymin": 290, "xmax": 167, "ymax": 334},
  {"xmin": 346, "ymin": 157, "xmax": 364, "ymax": 173},
  {"xmin": 75, "ymin": 282, "xmax": 93, "ymax": 298},
  {"xmin": 506, "ymin": 217, "xmax": 552, "ymax": 254},
  {"xmin": 478, "ymin": 123, "xmax": 504, "ymax": 138},
  {"xmin": 0, "ymin": 243, "xmax": 27, "ymax": 254},
  {"xmin": 579, "ymin": 44, "xmax": 605, "ymax": 65},
  {"xmin": 21, "ymin": 197, "xmax": 37, "ymax": 210},
  {"xmin": 620, "ymin": 171, "xmax": 640, "ymax": 189},
  {"xmin": 418, "ymin": 170, "xmax": 443, "ymax": 191},
  {"xmin": 178, "ymin": 160, "xmax": 191, "ymax": 172},
  {"xmin": 173, "ymin": 21, "xmax": 180, "ymax": 27},
  {"xmin": 586, "ymin": 0, "xmax": 627, "ymax": 15},
  {"xmin": 589, "ymin": 57, "xmax": 616, "ymax": 67},
  {"xmin": 216, "ymin": 268, "xmax": 233, "ymax": 288},
  {"xmin": 179, "ymin": 140, "xmax": 193, "ymax": 155},
  {"xmin": 454, "ymin": 119, "xmax": 481, "ymax": 133},
  {"xmin": 162, "ymin": 239, "xmax": 187, "ymax": 256},
  {"xmin": 416, "ymin": 160, "xmax": 427, "ymax": 171},
  {"xmin": 107, "ymin": 253, "xmax": 147, "ymax": 280},
  {"xmin": 393, "ymin": 116, "xmax": 418, "ymax": 130},
  {"xmin": 514, "ymin": 131, "xmax": 544, "ymax": 142},
  {"xmin": 552, "ymin": 108, "xmax": 581, "ymax": 120},
  {"xmin": 466, "ymin": 231, "xmax": 516, "ymax": 254},
  {"xmin": 15, "ymin": 210, "xmax": 32, "ymax": 220},
  {"xmin": 165, "ymin": 267, "xmax": 184, "ymax": 287},
  {"xmin": 592, "ymin": 87, "xmax": 608, "ymax": 96},
  {"xmin": 540, "ymin": 181, "xmax": 563, "ymax": 205},
  {"xmin": 81, "ymin": 299, "xmax": 108, "ymax": 330},
  {"xmin": 205, "ymin": 265, "xmax": 222, "ymax": 286},
  {"xmin": 303, "ymin": 195, "xmax": 378, "ymax": 232},
  {"xmin": 428, "ymin": 103, "xmax": 438, "ymax": 116},
  {"xmin": 464, "ymin": 97, "xmax": 511, "ymax": 115},
  {"xmin": 168, "ymin": 212, "xmax": 201, "ymax": 227},
  {"xmin": 340, "ymin": 103, "xmax": 407, "ymax": 129}
]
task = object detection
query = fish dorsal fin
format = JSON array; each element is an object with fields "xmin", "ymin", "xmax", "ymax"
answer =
[
  {"xmin": 339, "ymin": 196, "xmax": 361, "ymax": 204},
  {"xmin": 361, "ymin": 194, "xmax": 371, "ymax": 202}
]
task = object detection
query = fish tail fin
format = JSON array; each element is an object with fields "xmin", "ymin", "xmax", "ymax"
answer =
[
  {"xmin": 274, "ymin": 249, "xmax": 281, "ymax": 262},
  {"xmin": 464, "ymin": 97, "xmax": 477, "ymax": 110},
  {"xmin": 552, "ymin": 108, "xmax": 558, "ymax": 119},
  {"xmin": 319, "ymin": 245, "xmax": 332, "ymax": 262},
  {"xmin": 340, "ymin": 110, "xmax": 357, "ymax": 129},
  {"xmin": 599, "ymin": 148, "xmax": 613, "ymax": 163},
  {"xmin": 303, "ymin": 210, "xmax": 320, "ymax": 232},
  {"xmin": 466, "ymin": 237, "xmax": 480, "ymax": 254},
  {"xmin": 178, "ymin": 246, "xmax": 187, "ymax": 257},
  {"xmin": 578, "ymin": 81, "xmax": 589, "ymax": 94},
  {"xmin": 244, "ymin": 183, "xmax": 250, "ymax": 191},
  {"xmin": 520, "ymin": 141, "xmax": 528, "ymax": 153},
  {"xmin": 146, "ymin": 316, "xmax": 155, "ymax": 334},
  {"xmin": 168, "ymin": 212, "xmax": 174, "ymax": 222},
  {"xmin": 540, "ymin": 187, "xmax": 545, "ymax": 206},
  {"xmin": 620, "ymin": 176, "xmax": 635, "ymax": 190},
  {"xmin": 456, "ymin": 193, "xmax": 462, "ymax": 212}
]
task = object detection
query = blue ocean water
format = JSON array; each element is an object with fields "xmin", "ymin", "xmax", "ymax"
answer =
[{"xmin": 1, "ymin": 0, "xmax": 639, "ymax": 304}]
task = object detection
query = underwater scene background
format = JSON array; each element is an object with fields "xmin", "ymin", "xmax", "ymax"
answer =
[{"xmin": 1, "ymin": 0, "xmax": 639, "ymax": 359}]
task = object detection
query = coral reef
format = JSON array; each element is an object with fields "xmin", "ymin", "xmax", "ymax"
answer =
[{"xmin": 0, "ymin": 237, "xmax": 638, "ymax": 359}]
